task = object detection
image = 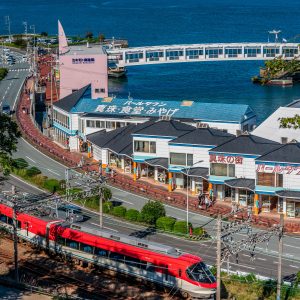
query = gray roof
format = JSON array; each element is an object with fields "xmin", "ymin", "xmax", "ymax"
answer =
[
  {"xmin": 224, "ymin": 178, "xmax": 255, "ymax": 191},
  {"xmin": 256, "ymin": 143, "xmax": 300, "ymax": 164},
  {"xmin": 66, "ymin": 44, "xmax": 105, "ymax": 55},
  {"xmin": 54, "ymin": 84, "xmax": 91, "ymax": 112},
  {"xmin": 286, "ymin": 99, "xmax": 300, "ymax": 108},
  {"xmin": 144, "ymin": 157, "xmax": 168, "ymax": 170},
  {"xmin": 276, "ymin": 190, "xmax": 300, "ymax": 200},
  {"xmin": 211, "ymin": 133, "xmax": 280, "ymax": 156},
  {"xmin": 170, "ymin": 127, "xmax": 234, "ymax": 146},
  {"xmin": 181, "ymin": 167, "xmax": 209, "ymax": 179},
  {"xmin": 87, "ymin": 120, "xmax": 156, "ymax": 157},
  {"xmin": 133, "ymin": 119, "xmax": 194, "ymax": 137}
]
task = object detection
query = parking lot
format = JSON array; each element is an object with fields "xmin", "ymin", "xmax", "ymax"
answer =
[{"xmin": 1, "ymin": 49, "xmax": 27, "ymax": 66}]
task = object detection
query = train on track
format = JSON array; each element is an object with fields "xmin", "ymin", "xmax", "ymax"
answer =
[{"xmin": 0, "ymin": 203, "xmax": 216, "ymax": 299}]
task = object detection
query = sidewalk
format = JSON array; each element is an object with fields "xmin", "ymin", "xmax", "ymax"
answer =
[{"xmin": 15, "ymin": 75, "xmax": 300, "ymax": 233}]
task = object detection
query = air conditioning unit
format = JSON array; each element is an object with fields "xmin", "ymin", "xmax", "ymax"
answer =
[{"xmin": 196, "ymin": 122, "xmax": 209, "ymax": 128}]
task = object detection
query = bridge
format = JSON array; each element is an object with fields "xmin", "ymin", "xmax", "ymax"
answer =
[{"xmin": 106, "ymin": 42, "xmax": 300, "ymax": 67}]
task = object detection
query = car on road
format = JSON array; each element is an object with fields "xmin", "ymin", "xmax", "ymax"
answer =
[{"xmin": 2, "ymin": 104, "xmax": 11, "ymax": 115}]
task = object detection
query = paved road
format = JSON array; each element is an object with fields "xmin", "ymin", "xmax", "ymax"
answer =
[{"xmin": 1, "ymin": 50, "xmax": 300, "ymax": 281}]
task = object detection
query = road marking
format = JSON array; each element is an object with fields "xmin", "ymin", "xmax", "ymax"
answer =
[
  {"xmin": 273, "ymin": 261, "xmax": 278, "ymax": 264},
  {"xmin": 47, "ymin": 169, "xmax": 60, "ymax": 176},
  {"xmin": 289, "ymin": 265, "xmax": 299, "ymax": 269},
  {"xmin": 243, "ymin": 254, "xmax": 251, "ymax": 257},
  {"xmin": 90, "ymin": 222, "xmax": 118, "ymax": 232},
  {"xmin": 20, "ymin": 138, "xmax": 67, "ymax": 169},
  {"xmin": 10, "ymin": 174, "xmax": 47, "ymax": 193},
  {"xmin": 113, "ymin": 197, "xmax": 133, "ymax": 205},
  {"xmin": 257, "ymin": 258, "xmax": 266, "ymax": 261},
  {"xmin": 12, "ymin": 78, "xmax": 26, "ymax": 110},
  {"xmin": 284, "ymin": 244, "xmax": 299, "ymax": 249},
  {"xmin": 25, "ymin": 156, "xmax": 36, "ymax": 163}
]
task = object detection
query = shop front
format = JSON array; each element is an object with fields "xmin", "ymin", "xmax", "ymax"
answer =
[
  {"xmin": 224, "ymin": 178, "xmax": 255, "ymax": 207},
  {"xmin": 180, "ymin": 167, "xmax": 209, "ymax": 195},
  {"xmin": 144, "ymin": 157, "xmax": 169, "ymax": 185},
  {"xmin": 276, "ymin": 190, "xmax": 300, "ymax": 218}
]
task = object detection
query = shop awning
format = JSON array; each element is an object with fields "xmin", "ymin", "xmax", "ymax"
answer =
[
  {"xmin": 276, "ymin": 190, "xmax": 300, "ymax": 200},
  {"xmin": 181, "ymin": 167, "xmax": 209, "ymax": 179},
  {"xmin": 224, "ymin": 178, "xmax": 255, "ymax": 191},
  {"xmin": 144, "ymin": 157, "xmax": 169, "ymax": 170}
]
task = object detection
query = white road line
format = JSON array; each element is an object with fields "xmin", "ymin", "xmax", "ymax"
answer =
[
  {"xmin": 47, "ymin": 169, "xmax": 60, "ymax": 176},
  {"xmin": 12, "ymin": 80, "xmax": 25, "ymax": 110},
  {"xmin": 284, "ymin": 244, "xmax": 299, "ymax": 249},
  {"xmin": 113, "ymin": 197, "xmax": 133, "ymax": 205},
  {"xmin": 273, "ymin": 261, "xmax": 278, "ymax": 264},
  {"xmin": 21, "ymin": 138, "xmax": 67, "ymax": 169},
  {"xmin": 10, "ymin": 174, "xmax": 47, "ymax": 193},
  {"xmin": 257, "ymin": 258, "xmax": 267, "ymax": 261},
  {"xmin": 25, "ymin": 156, "xmax": 36, "ymax": 163},
  {"xmin": 243, "ymin": 254, "xmax": 251, "ymax": 257},
  {"xmin": 90, "ymin": 222, "xmax": 118, "ymax": 232},
  {"xmin": 289, "ymin": 265, "xmax": 299, "ymax": 269}
]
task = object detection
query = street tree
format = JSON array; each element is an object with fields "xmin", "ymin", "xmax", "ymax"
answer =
[
  {"xmin": 40, "ymin": 31, "xmax": 48, "ymax": 37},
  {"xmin": 98, "ymin": 33, "xmax": 105, "ymax": 43},
  {"xmin": 0, "ymin": 114, "xmax": 21, "ymax": 175}
]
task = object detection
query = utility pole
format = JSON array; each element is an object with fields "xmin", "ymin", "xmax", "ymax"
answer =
[
  {"xmin": 216, "ymin": 214, "xmax": 222, "ymax": 300},
  {"xmin": 4, "ymin": 16, "xmax": 11, "ymax": 40},
  {"xmin": 12, "ymin": 205, "xmax": 19, "ymax": 282},
  {"xmin": 276, "ymin": 213, "xmax": 284, "ymax": 300},
  {"xmin": 99, "ymin": 186, "xmax": 103, "ymax": 228}
]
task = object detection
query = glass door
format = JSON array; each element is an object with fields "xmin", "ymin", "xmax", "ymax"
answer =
[{"xmin": 286, "ymin": 201, "xmax": 295, "ymax": 218}]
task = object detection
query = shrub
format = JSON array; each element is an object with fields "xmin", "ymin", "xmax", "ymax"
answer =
[
  {"xmin": 43, "ymin": 178, "xmax": 60, "ymax": 193},
  {"xmin": 13, "ymin": 168, "xmax": 27, "ymax": 178},
  {"xmin": 156, "ymin": 216, "xmax": 176, "ymax": 232},
  {"xmin": 26, "ymin": 166, "xmax": 41, "ymax": 177},
  {"xmin": 30, "ymin": 174, "xmax": 47, "ymax": 187},
  {"xmin": 141, "ymin": 201, "xmax": 166, "ymax": 225},
  {"xmin": 137, "ymin": 213, "xmax": 144, "ymax": 223},
  {"xmin": 103, "ymin": 201, "xmax": 113, "ymax": 213},
  {"xmin": 125, "ymin": 209, "xmax": 140, "ymax": 222},
  {"xmin": 112, "ymin": 206, "xmax": 127, "ymax": 218},
  {"xmin": 192, "ymin": 227, "xmax": 206, "ymax": 237},
  {"xmin": 173, "ymin": 221, "xmax": 192, "ymax": 235},
  {"xmin": 13, "ymin": 158, "xmax": 28, "ymax": 169},
  {"xmin": 85, "ymin": 195, "xmax": 99, "ymax": 210},
  {"xmin": 102, "ymin": 187, "xmax": 112, "ymax": 201}
]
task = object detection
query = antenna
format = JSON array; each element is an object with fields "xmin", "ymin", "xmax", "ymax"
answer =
[{"xmin": 268, "ymin": 30, "xmax": 281, "ymax": 43}]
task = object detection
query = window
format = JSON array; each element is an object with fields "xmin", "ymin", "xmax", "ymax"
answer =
[
  {"xmin": 134, "ymin": 141, "xmax": 156, "ymax": 153},
  {"xmin": 86, "ymin": 120, "xmax": 95, "ymax": 128},
  {"xmin": 257, "ymin": 173, "xmax": 283, "ymax": 187},
  {"xmin": 72, "ymin": 89, "xmax": 78, "ymax": 93},
  {"xmin": 80, "ymin": 243, "xmax": 94, "ymax": 253},
  {"xmin": 66, "ymin": 239, "xmax": 79, "ymax": 250},
  {"xmin": 95, "ymin": 88, "xmax": 106, "ymax": 93},
  {"xmin": 53, "ymin": 110, "xmax": 70, "ymax": 129},
  {"xmin": 210, "ymin": 163, "xmax": 235, "ymax": 177},
  {"xmin": 169, "ymin": 153, "xmax": 193, "ymax": 166},
  {"xmin": 95, "ymin": 248, "xmax": 109, "ymax": 257},
  {"xmin": 186, "ymin": 262, "xmax": 216, "ymax": 284},
  {"xmin": 281, "ymin": 137, "xmax": 288, "ymax": 144}
]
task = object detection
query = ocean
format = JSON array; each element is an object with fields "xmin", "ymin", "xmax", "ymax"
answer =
[{"xmin": 3, "ymin": 0, "xmax": 300, "ymax": 122}]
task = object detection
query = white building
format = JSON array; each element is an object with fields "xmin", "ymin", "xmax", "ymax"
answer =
[{"xmin": 252, "ymin": 100, "xmax": 300, "ymax": 144}]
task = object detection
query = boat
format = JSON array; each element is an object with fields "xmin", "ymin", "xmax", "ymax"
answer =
[{"xmin": 108, "ymin": 64, "xmax": 127, "ymax": 78}]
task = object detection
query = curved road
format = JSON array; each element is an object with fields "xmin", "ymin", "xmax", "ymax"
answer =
[{"xmin": 1, "ymin": 52, "xmax": 300, "ymax": 280}]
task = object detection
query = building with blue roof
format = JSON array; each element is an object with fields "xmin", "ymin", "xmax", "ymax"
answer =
[{"xmin": 52, "ymin": 84, "xmax": 256, "ymax": 150}]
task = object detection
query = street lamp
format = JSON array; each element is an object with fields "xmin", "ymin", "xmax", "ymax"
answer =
[{"xmin": 184, "ymin": 160, "xmax": 203, "ymax": 234}]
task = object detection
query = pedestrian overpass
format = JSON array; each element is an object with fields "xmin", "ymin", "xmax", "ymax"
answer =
[{"xmin": 106, "ymin": 42, "xmax": 300, "ymax": 67}]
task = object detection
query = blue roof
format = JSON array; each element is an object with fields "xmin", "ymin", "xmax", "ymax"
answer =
[{"xmin": 67, "ymin": 86, "xmax": 255, "ymax": 124}]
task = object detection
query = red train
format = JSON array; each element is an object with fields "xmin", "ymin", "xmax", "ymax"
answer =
[{"xmin": 0, "ymin": 203, "xmax": 216, "ymax": 299}]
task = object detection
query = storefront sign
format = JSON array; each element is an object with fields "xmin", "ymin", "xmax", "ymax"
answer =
[
  {"xmin": 95, "ymin": 100, "xmax": 179, "ymax": 116},
  {"xmin": 256, "ymin": 164, "xmax": 300, "ymax": 175},
  {"xmin": 209, "ymin": 154, "xmax": 243, "ymax": 164}
]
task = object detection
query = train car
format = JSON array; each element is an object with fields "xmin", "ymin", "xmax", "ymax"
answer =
[{"xmin": 0, "ymin": 203, "xmax": 216, "ymax": 299}]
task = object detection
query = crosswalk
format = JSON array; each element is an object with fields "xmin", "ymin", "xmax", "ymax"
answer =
[{"xmin": 8, "ymin": 68, "xmax": 30, "ymax": 72}]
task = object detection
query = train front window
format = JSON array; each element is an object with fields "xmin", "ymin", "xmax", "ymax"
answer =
[{"xmin": 186, "ymin": 262, "xmax": 216, "ymax": 284}]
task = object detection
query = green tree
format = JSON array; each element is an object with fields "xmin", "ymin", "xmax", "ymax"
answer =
[
  {"xmin": 141, "ymin": 201, "xmax": 165, "ymax": 225},
  {"xmin": 279, "ymin": 114, "xmax": 300, "ymax": 129},
  {"xmin": 40, "ymin": 31, "xmax": 48, "ymax": 37},
  {"xmin": 98, "ymin": 33, "xmax": 105, "ymax": 43},
  {"xmin": 102, "ymin": 187, "xmax": 112, "ymax": 201},
  {"xmin": 13, "ymin": 38, "xmax": 27, "ymax": 48},
  {"xmin": 0, "ymin": 115, "xmax": 21, "ymax": 175},
  {"xmin": 85, "ymin": 31, "xmax": 93, "ymax": 39}
]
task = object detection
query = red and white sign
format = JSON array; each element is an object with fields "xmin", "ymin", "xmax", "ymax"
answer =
[
  {"xmin": 209, "ymin": 154, "xmax": 243, "ymax": 164},
  {"xmin": 256, "ymin": 164, "xmax": 300, "ymax": 175}
]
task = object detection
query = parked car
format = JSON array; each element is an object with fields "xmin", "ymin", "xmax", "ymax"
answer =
[{"xmin": 2, "ymin": 104, "xmax": 10, "ymax": 115}]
